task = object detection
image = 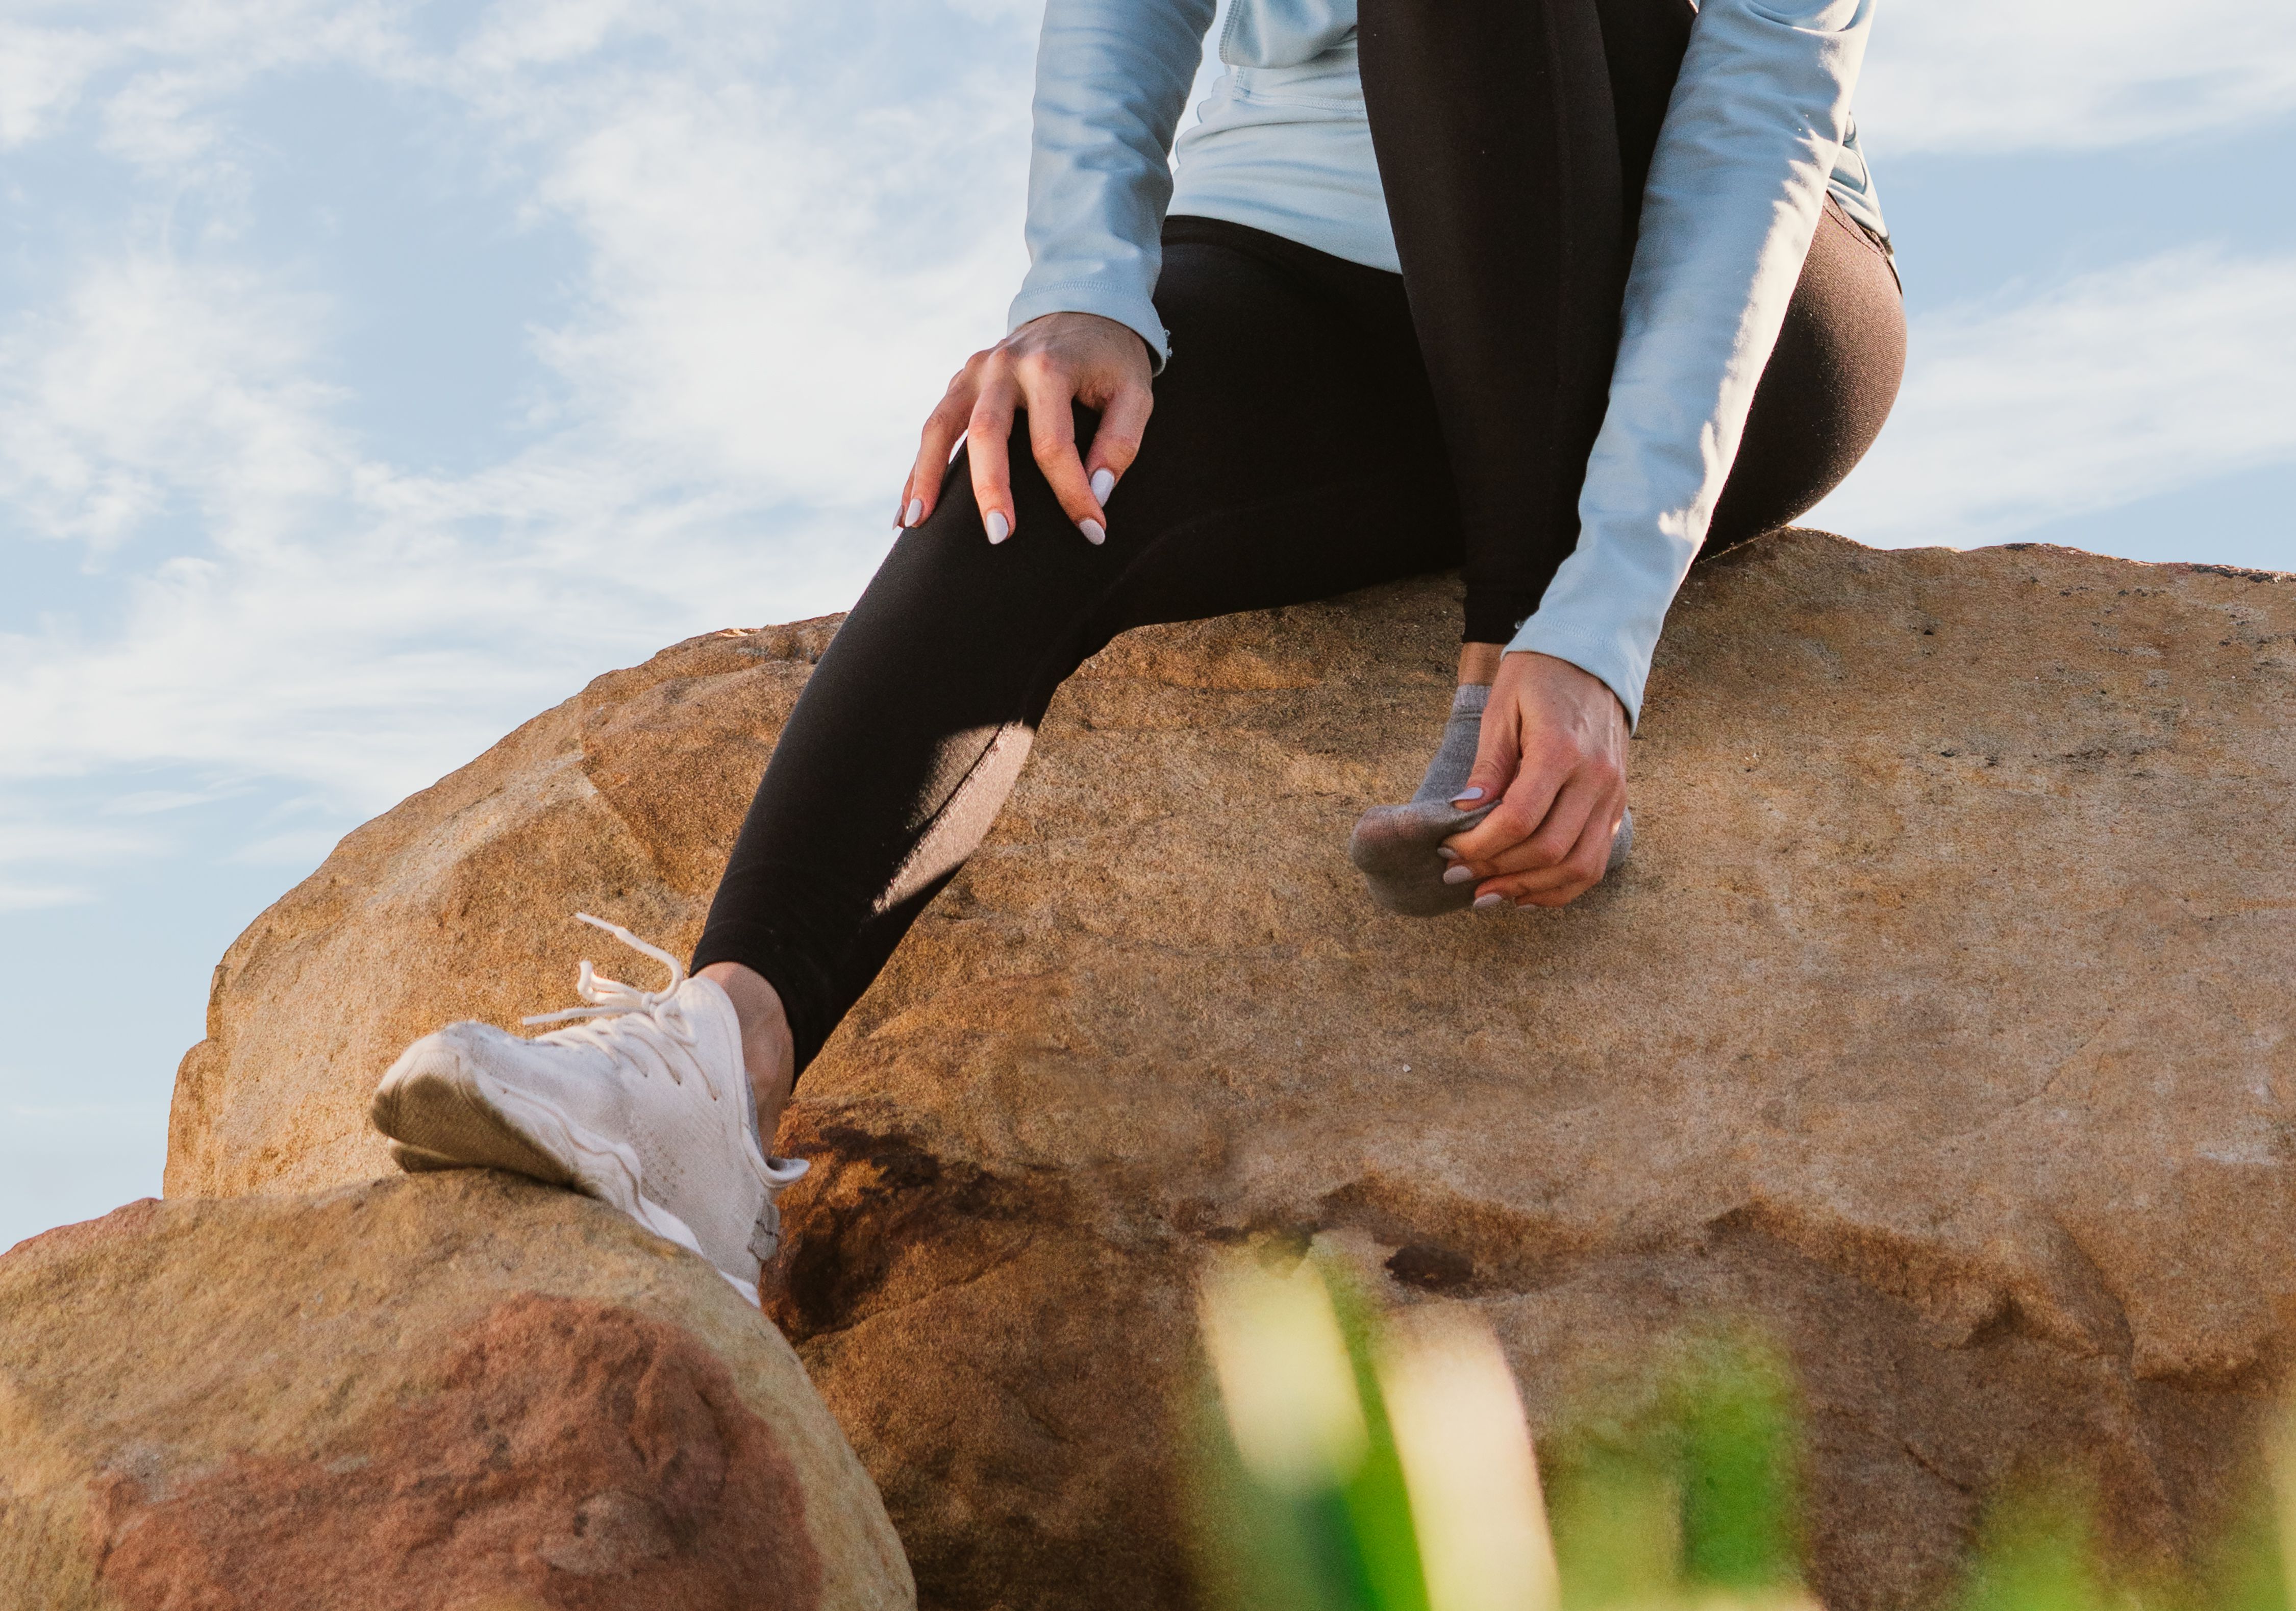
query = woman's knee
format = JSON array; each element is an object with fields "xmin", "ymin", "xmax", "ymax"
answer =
[{"xmin": 1708, "ymin": 204, "xmax": 1906, "ymax": 548}]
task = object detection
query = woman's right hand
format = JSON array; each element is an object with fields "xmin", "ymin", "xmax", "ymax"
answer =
[{"xmin": 899, "ymin": 311, "xmax": 1155, "ymax": 546}]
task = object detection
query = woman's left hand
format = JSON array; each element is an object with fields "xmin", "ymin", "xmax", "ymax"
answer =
[{"xmin": 1440, "ymin": 652, "xmax": 1631, "ymax": 908}]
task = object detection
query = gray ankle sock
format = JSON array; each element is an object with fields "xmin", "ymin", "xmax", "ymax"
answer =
[
  {"xmin": 1347, "ymin": 683, "xmax": 1632, "ymax": 916},
  {"xmin": 1407, "ymin": 682, "xmax": 1490, "ymax": 810}
]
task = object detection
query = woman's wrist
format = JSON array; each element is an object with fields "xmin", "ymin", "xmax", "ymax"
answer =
[{"xmin": 1503, "ymin": 648, "xmax": 1629, "ymax": 727}]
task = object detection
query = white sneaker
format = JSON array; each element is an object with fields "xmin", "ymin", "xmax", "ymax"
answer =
[{"xmin": 370, "ymin": 913, "xmax": 808, "ymax": 1304}]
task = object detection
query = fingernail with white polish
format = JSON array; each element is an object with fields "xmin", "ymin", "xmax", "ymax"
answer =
[
  {"xmin": 1091, "ymin": 468, "xmax": 1115, "ymax": 503},
  {"xmin": 1442, "ymin": 864, "xmax": 1476, "ymax": 885},
  {"xmin": 1453, "ymin": 786, "xmax": 1486, "ymax": 804},
  {"xmin": 1080, "ymin": 518, "xmax": 1106, "ymax": 546},
  {"xmin": 986, "ymin": 512, "xmax": 1010, "ymax": 544},
  {"xmin": 905, "ymin": 498, "xmax": 924, "ymax": 527},
  {"xmin": 1474, "ymin": 892, "xmax": 1507, "ymax": 911},
  {"xmin": 1435, "ymin": 846, "xmax": 1460, "ymax": 861}
]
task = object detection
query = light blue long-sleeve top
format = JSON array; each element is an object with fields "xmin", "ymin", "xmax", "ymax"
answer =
[{"xmin": 1006, "ymin": 0, "xmax": 1884, "ymax": 723}]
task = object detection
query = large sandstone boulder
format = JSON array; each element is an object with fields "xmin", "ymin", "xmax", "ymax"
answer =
[
  {"xmin": 0, "ymin": 1172, "xmax": 913, "ymax": 1610},
  {"xmin": 166, "ymin": 532, "xmax": 2296, "ymax": 1608}
]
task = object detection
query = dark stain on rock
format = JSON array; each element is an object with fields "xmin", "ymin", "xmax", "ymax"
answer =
[
  {"xmin": 89, "ymin": 1296, "xmax": 822, "ymax": 1611},
  {"xmin": 768, "ymin": 1123, "xmax": 1038, "ymax": 1343},
  {"xmin": 1385, "ymin": 1242, "xmax": 1478, "ymax": 1295},
  {"xmin": 1318, "ymin": 1178, "xmax": 1581, "ymax": 1298}
]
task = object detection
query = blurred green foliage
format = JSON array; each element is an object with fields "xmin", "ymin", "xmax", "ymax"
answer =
[
  {"xmin": 1185, "ymin": 1250, "xmax": 2296, "ymax": 1611},
  {"xmin": 1539, "ymin": 1330, "xmax": 1806, "ymax": 1606},
  {"xmin": 1185, "ymin": 1258, "xmax": 1429, "ymax": 1611}
]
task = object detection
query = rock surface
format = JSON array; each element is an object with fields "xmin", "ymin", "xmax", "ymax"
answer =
[
  {"xmin": 0, "ymin": 1172, "xmax": 913, "ymax": 1611},
  {"xmin": 166, "ymin": 532, "xmax": 2296, "ymax": 1608}
]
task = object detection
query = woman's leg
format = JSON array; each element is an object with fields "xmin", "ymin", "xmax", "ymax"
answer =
[
  {"xmin": 1359, "ymin": 0, "xmax": 1904, "ymax": 630},
  {"xmin": 377, "ymin": 226, "xmax": 1464, "ymax": 1289},
  {"xmin": 1358, "ymin": 0, "xmax": 1698, "ymax": 645},
  {"xmin": 693, "ymin": 218, "xmax": 1460, "ymax": 1092},
  {"xmin": 1350, "ymin": 0, "xmax": 1899, "ymax": 914}
]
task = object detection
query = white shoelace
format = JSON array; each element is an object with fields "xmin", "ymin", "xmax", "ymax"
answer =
[{"xmin": 521, "ymin": 912, "xmax": 720, "ymax": 1101}]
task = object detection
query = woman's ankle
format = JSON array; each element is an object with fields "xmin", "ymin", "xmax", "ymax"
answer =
[
  {"xmin": 1457, "ymin": 641, "xmax": 1504, "ymax": 686},
  {"xmin": 696, "ymin": 961, "xmax": 797, "ymax": 1141}
]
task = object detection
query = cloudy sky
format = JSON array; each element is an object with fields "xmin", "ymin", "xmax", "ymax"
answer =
[{"xmin": 4, "ymin": 0, "xmax": 2294, "ymax": 1250}]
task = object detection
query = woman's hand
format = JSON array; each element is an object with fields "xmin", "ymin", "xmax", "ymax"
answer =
[
  {"xmin": 1441, "ymin": 652, "xmax": 1631, "ymax": 908},
  {"xmin": 900, "ymin": 311, "xmax": 1155, "ymax": 545}
]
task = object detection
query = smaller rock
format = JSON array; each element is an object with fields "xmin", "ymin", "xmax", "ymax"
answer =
[{"xmin": 0, "ymin": 1172, "xmax": 913, "ymax": 1611}]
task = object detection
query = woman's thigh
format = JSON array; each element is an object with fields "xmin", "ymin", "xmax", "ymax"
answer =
[
  {"xmin": 776, "ymin": 224, "xmax": 1455, "ymax": 776},
  {"xmin": 1080, "ymin": 219, "xmax": 1462, "ymax": 640}
]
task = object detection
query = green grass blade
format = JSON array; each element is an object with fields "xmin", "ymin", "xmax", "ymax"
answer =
[{"xmin": 1322, "ymin": 1256, "xmax": 1434, "ymax": 1611}]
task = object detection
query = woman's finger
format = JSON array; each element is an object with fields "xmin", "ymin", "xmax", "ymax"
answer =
[
  {"xmin": 1442, "ymin": 733, "xmax": 1570, "ymax": 869},
  {"xmin": 1474, "ymin": 770, "xmax": 1614, "ymax": 879},
  {"xmin": 1435, "ymin": 699, "xmax": 1527, "ymax": 864},
  {"xmin": 1477, "ymin": 809, "xmax": 1621, "ymax": 909},
  {"xmin": 965, "ymin": 352, "xmax": 1021, "ymax": 543},
  {"xmin": 1081, "ymin": 380, "xmax": 1154, "ymax": 513},
  {"xmin": 904, "ymin": 362, "xmax": 981, "ymax": 528},
  {"xmin": 1017, "ymin": 355, "xmax": 1105, "ymax": 542}
]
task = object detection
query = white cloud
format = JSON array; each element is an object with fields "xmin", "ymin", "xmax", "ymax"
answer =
[
  {"xmin": 101, "ymin": 787, "xmax": 249, "ymax": 816},
  {"xmin": 512, "ymin": 54, "xmax": 1029, "ymax": 503},
  {"xmin": 1861, "ymin": 0, "xmax": 2296, "ymax": 153},
  {"xmin": 0, "ymin": 254, "xmax": 345, "ymax": 554},
  {"xmin": 0, "ymin": 886, "xmax": 96, "ymax": 914},
  {"xmin": 0, "ymin": 0, "xmax": 1035, "ymax": 843},
  {"xmin": 0, "ymin": 817, "xmax": 159, "ymax": 865},
  {"xmin": 226, "ymin": 827, "xmax": 355, "ymax": 866},
  {"xmin": 1808, "ymin": 246, "xmax": 2296, "ymax": 549},
  {"xmin": 0, "ymin": 812, "xmax": 158, "ymax": 911},
  {"xmin": 0, "ymin": 3, "xmax": 412, "ymax": 177},
  {"xmin": 0, "ymin": 21, "xmax": 115, "ymax": 150}
]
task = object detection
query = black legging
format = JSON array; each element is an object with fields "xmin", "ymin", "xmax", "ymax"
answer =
[{"xmin": 693, "ymin": 0, "xmax": 1907, "ymax": 1075}]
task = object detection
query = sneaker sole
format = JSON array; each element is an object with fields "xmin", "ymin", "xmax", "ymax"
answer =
[
  {"xmin": 372, "ymin": 1060, "xmax": 585, "ymax": 1190},
  {"xmin": 371, "ymin": 1044, "xmax": 756, "ymax": 1299}
]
